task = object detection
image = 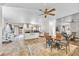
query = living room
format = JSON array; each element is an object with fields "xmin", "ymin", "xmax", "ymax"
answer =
[{"xmin": 0, "ymin": 3, "xmax": 79, "ymax": 56}]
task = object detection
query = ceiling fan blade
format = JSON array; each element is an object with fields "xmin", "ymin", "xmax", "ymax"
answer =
[
  {"xmin": 48, "ymin": 8, "xmax": 56, "ymax": 12},
  {"xmin": 48, "ymin": 13, "xmax": 55, "ymax": 16},
  {"xmin": 45, "ymin": 8, "xmax": 48, "ymax": 12}
]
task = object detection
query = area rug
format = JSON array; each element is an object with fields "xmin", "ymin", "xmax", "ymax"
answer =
[
  {"xmin": 0, "ymin": 38, "xmax": 78, "ymax": 56},
  {"xmin": 27, "ymin": 43, "xmax": 78, "ymax": 56},
  {"xmin": 24, "ymin": 37, "xmax": 78, "ymax": 56}
]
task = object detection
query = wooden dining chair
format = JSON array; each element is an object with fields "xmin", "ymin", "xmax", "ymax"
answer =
[
  {"xmin": 53, "ymin": 32, "xmax": 70, "ymax": 54},
  {"xmin": 44, "ymin": 32, "xmax": 53, "ymax": 48},
  {"xmin": 60, "ymin": 32, "xmax": 70, "ymax": 54}
]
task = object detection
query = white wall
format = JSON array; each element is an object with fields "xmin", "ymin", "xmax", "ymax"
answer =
[
  {"xmin": 0, "ymin": 7, "xmax": 2, "ymax": 45},
  {"xmin": 57, "ymin": 16, "xmax": 72, "ymax": 33},
  {"xmin": 71, "ymin": 13, "xmax": 79, "ymax": 37},
  {"xmin": 57, "ymin": 13, "xmax": 79, "ymax": 37}
]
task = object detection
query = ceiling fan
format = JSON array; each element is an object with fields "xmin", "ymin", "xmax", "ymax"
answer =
[{"xmin": 39, "ymin": 8, "xmax": 56, "ymax": 18}]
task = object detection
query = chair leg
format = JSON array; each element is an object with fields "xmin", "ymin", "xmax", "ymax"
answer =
[
  {"xmin": 50, "ymin": 44, "xmax": 52, "ymax": 52},
  {"xmin": 68, "ymin": 44, "xmax": 70, "ymax": 52},
  {"xmin": 46, "ymin": 42, "xmax": 47, "ymax": 48},
  {"xmin": 66, "ymin": 44, "xmax": 67, "ymax": 54}
]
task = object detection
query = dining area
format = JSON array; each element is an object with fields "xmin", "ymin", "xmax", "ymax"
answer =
[
  {"xmin": 44, "ymin": 30, "xmax": 78, "ymax": 55},
  {"xmin": 44, "ymin": 32, "xmax": 69, "ymax": 53}
]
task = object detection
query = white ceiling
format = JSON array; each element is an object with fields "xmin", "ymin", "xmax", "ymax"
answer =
[
  {"xmin": 2, "ymin": 3, "xmax": 79, "ymax": 18},
  {"xmin": 1, "ymin": 3, "xmax": 79, "ymax": 23}
]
